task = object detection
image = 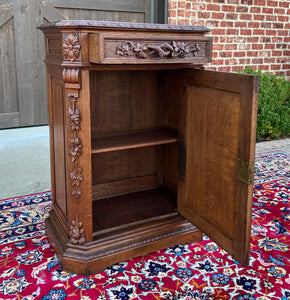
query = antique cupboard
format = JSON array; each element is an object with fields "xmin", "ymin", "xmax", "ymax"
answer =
[{"xmin": 39, "ymin": 20, "xmax": 258, "ymax": 275}]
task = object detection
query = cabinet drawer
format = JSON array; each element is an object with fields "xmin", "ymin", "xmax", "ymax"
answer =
[{"xmin": 89, "ymin": 33, "xmax": 212, "ymax": 65}]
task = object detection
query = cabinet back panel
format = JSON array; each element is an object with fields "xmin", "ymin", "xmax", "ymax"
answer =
[
  {"xmin": 90, "ymin": 70, "xmax": 163, "ymax": 137},
  {"xmin": 92, "ymin": 147, "xmax": 157, "ymax": 185}
]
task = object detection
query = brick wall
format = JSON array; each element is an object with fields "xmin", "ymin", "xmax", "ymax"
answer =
[{"xmin": 168, "ymin": 0, "xmax": 290, "ymax": 79}]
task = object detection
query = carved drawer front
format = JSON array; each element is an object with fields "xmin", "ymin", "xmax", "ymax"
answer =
[{"xmin": 89, "ymin": 33, "xmax": 212, "ymax": 65}]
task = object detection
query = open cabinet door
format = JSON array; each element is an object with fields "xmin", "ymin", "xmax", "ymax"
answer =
[{"xmin": 178, "ymin": 69, "xmax": 259, "ymax": 265}]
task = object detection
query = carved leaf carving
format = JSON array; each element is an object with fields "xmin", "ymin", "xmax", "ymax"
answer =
[
  {"xmin": 116, "ymin": 40, "xmax": 201, "ymax": 59},
  {"xmin": 63, "ymin": 33, "xmax": 81, "ymax": 62},
  {"xmin": 69, "ymin": 219, "xmax": 85, "ymax": 245},
  {"xmin": 70, "ymin": 137, "xmax": 82, "ymax": 162},
  {"xmin": 70, "ymin": 166, "xmax": 83, "ymax": 198},
  {"xmin": 68, "ymin": 107, "xmax": 81, "ymax": 132}
]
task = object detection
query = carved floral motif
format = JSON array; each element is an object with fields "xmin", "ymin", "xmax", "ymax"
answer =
[
  {"xmin": 69, "ymin": 219, "xmax": 85, "ymax": 245},
  {"xmin": 116, "ymin": 41, "xmax": 201, "ymax": 59},
  {"xmin": 63, "ymin": 33, "xmax": 81, "ymax": 61}
]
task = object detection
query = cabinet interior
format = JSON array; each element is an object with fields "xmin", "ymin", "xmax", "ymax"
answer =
[{"xmin": 90, "ymin": 70, "xmax": 182, "ymax": 236}]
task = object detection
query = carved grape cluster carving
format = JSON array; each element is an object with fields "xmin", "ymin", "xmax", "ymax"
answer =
[
  {"xmin": 116, "ymin": 40, "xmax": 201, "ymax": 59},
  {"xmin": 63, "ymin": 33, "xmax": 81, "ymax": 62}
]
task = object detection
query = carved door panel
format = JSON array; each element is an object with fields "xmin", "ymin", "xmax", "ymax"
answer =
[{"xmin": 178, "ymin": 69, "xmax": 259, "ymax": 265}]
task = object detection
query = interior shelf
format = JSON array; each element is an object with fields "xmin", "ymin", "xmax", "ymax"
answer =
[
  {"xmin": 91, "ymin": 128, "xmax": 178, "ymax": 154},
  {"xmin": 92, "ymin": 187, "xmax": 178, "ymax": 236}
]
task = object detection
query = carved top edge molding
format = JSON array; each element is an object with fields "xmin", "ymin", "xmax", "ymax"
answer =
[{"xmin": 38, "ymin": 20, "xmax": 210, "ymax": 34}]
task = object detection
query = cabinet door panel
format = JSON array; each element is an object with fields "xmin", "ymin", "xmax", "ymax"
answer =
[{"xmin": 178, "ymin": 69, "xmax": 259, "ymax": 265}]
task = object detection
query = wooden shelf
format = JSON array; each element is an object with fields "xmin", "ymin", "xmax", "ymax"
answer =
[
  {"xmin": 91, "ymin": 128, "xmax": 178, "ymax": 154},
  {"xmin": 92, "ymin": 187, "xmax": 177, "ymax": 235}
]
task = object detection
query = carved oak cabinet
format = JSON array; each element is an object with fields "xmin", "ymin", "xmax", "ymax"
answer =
[{"xmin": 39, "ymin": 20, "xmax": 258, "ymax": 275}]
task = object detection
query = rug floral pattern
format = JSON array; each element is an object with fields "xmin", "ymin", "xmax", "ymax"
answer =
[{"xmin": 0, "ymin": 151, "xmax": 289, "ymax": 299}]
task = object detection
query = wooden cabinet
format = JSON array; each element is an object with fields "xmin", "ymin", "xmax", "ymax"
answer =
[{"xmin": 39, "ymin": 20, "xmax": 259, "ymax": 275}]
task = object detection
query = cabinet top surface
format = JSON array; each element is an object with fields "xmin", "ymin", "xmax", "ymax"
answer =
[{"xmin": 39, "ymin": 20, "xmax": 210, "ymax": 33}]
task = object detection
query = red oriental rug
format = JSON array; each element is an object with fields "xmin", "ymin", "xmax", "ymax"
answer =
[{"xmin": 0, "ymin": 150, "xmax": 289, "ymax": 300}]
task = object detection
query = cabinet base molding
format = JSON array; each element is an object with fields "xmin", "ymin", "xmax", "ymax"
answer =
[{"xmin": 46, "ymin": 209, "xmax": 202, "ymax": 275}]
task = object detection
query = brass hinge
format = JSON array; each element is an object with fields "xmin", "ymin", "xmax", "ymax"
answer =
[{"xmin": 238, "ymin": 159, "xmax": 254, "ymax": 185}]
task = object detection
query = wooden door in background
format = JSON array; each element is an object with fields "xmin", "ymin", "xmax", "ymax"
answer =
[{"xmin": 0, "ymin": 0, "xmax": 155, "ymax": 129}]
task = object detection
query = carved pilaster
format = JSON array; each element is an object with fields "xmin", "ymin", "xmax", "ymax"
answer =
[{"xmin": 63, "ymin": 69, "xmax": 86, "ymax": 245}]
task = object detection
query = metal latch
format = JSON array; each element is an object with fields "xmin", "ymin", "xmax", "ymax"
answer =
[{"xmin": 238, "ymin": 159, "xmax": 253, "ymax": 185}]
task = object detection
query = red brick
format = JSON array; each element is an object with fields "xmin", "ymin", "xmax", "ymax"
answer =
[
  {"xmin": 212, "ymin": 52, "xmax": 218, "ymax": 58},
  {"xmin": 248, "ymin": 22, "xmax": 260, "ymax": 28},
  {"xmin": 253, "ymin": 29, "xmax": 265, "ymax": 35},
  {"xmin": 217, "ymin": 66, "xmax": 232, "ymax": 72},
  {"xmin": 259, "ymin": 65, "xmax": 270, "ymax": 71},
  {"xmin": 278, "ymin": 16, "xmax": 289, "ymax": 22},
  {"xmin": 222, "ymin": 5, "xmax": 235, "ymax": 12},
  {"xmin": 227, "ymin": 28, "xmax": 239, "ymax": 35},
  {"xmin": 247, "ymin": 51, "xmax": 259, "ymax": 56},
  {"xmin": 261, "ymin": 22, "xmax": 272, "ymax": 28},
  {"xmin": 282, "ymin": 64, "xmax": 290, "ymax": 69},
  {"xmin": 266, "ymin": 15, "xmax": 277, "ymax": 22},
  {"xmin": 247, "ymin": 37, "xmax": 259, "ymax": 43},
  {"xmin": 225, "ymin": 44, "xmax": 237, "ymax": 50},
  {"xmin": 284, "ymin": 51, "xmax": 290, "ymax": 57},
  {"xmin": 266, "ymin": 30, "xmax": 277, "ymax": 35},
  {"xmin": 250, "ymin": 7, "xmax": 261, "ymax": 13},
  {"xmin": 212, "ymin": 59, "xmax": 225, "ymax": 65},
  {"xmin": 284, "ymin": 37, "xmax": 290, "ymax": 43},
  {"xmin": 235, "ymin": 22, "xmax": 247, "ymax": 27},
  {"xmin": 168, "ymin": 2, "xmax": 177, "ymax": 9},
  {"xmin": 254, "ymin": 14, "xmax": 265, "ymax": 20},
  {"xmin": 276, "ymin": 43, "xmax": 287, "ymax": 49},
  {"xmin": 261, "ymin": 37, "xmax": 271, "ymax": 43},
  {"xmin": 267, "ymin": 0, "xmax": 278, "ymax": 7},
  {"xmin": 168, "ymin": 19, "xmax": 177, "ymax": 25},
  {"xmin": 236, "ymin": 6, "xmax": 249, "ymax": 13},
  {"xmin": 239, "ymin": 58, "xmax": 251, "ymax": 64},
  {"xmin": 212, "ymin": 12, "xmax": 225, "ymax": 19},
  {"xmin": 225, "ymin": 58, "xmax": 238, "ymax": 65},
  {"xmin": 271, "ymin": 50, "xmax": 283, "ymax": 56},
  {"xmin": 262, "ymin": 7, "xmax": 274, "ymax": 14},
  {"xmin": 198, "ymin": 12, "xmax": 211, "ymax": 19},
  {"xmin": 219, "ymin": 51, "xmax": 233, "ymax": 57},
  {"xmin": 168, "ymin": 10, "xmax": 176, "ymax": 17},
  {"xmin": 178, "ymin": 19, "xmax": 190, "ymax": 25},
  {"xmin": 239, "ymin": 43, "xmax": 251, "ymax": 50},
  {"xmin": 220, "ymin": 21, "xmax": 234, "ymax": 27},
  {"xmin": 228, "ymin": 0, "xmax": 240, "ymax": 4},
  {"xmin": 226, "ymin": 13, "xmax": 238, "ymax": 19},
  {"xmin": 271, "ymin": 65, "xmax": 281, "ymax": 70},
  {"xmin": 185, "ymin": 11, "xmax": 195, "ymax": 18},
  {"xmin": 274, "ymin": 8, "xmax": 285, "ymax": 14},
  {"xmin": 273, "ymin": 23, "xmax": 284, "ymax": 29},
  {"xmin": 254, "ymin": 0, "xmax": 266, "ymax": 5},
  {"xmin": 213, "ymin": 44, "xmax": 224, "ymax": 51},
  {"xmin": 185, "ymin": 3, "xmax": 191, "ymax": 9},
  {"xmin": 264, "ymin": 57, "xmax": 275, "ymax": 63},
  {"xmin": 234, "ymin": 51, "xmax": 246, "ymax": 57},
  {"xmin": 279, "ymin": 1, "xmax": 289, "ymax": 8},
  {"xmin": 178, "ymin": 1, "xmax": 185, "ymax": 8},
  {"xmin": 240, "ymin": 14, "xmax": 252, "ymax": 20},
  {"xmin": 277, "ymin": 57, "xmax": 287, "ymax": 63},
  {"xmin": 252, "ymin": 44, "xmax": 264, "ymax": 50},
  {"xmin": 240, "ymin": 29, "xmax": 252, "ymax": 35},
  {"xmin": 207, "ymin": 4, "xmax": 220, "ymax": 11},
  {"xmin": 265, "ymin": 44, "xmax": 275, "ymax": 49},
  {"xmin": 252, "ymin": 58, "xmax": 264, "ymax": 64},
  {"xmin": 272, "ymin": 37, "xmax": 283, "ymax": 42},
  {"xmin": 212, "ymin": 28, "xmax": 226, "ymax": 35},
  {"xmin": 178, "ymin": 10, "xmax": 185, "ymax": 17},
  {"xmin": 206, "ymin": 20, "xmax": 219, "ymax": 27},
  {"xmin": 278, "ymin": 30, "xmax": 288, "ymax": 36}
]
